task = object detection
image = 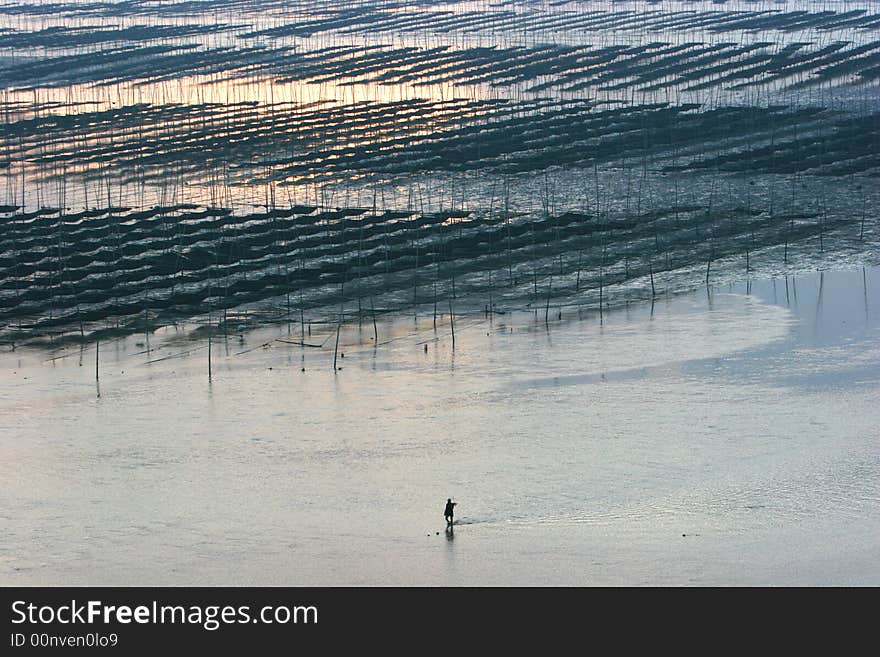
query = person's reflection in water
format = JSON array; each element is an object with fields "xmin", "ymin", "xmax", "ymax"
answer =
[{"xmin": 445, "ymin": 524, "xmax": 454, "ymax": 542}]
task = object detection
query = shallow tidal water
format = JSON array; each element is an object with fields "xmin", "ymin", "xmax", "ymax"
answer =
[{"xmin": 1, "ymin": 266, "xmax": 878, "ymax": 586}]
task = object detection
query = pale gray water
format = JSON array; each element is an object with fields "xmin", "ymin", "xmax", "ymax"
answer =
[{"xmin": 1, "ymin": 266, "xmax": 878, "ymax": 586}]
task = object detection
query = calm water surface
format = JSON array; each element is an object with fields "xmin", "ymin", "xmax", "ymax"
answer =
[{"xmin": 1, "ymin": 267, "xmax": 878, "ymax": 585}]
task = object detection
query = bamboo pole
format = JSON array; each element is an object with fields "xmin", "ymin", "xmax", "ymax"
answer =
[{"xmin": 449, "ymin": 298, "xmax": 455, "ymax": 349}]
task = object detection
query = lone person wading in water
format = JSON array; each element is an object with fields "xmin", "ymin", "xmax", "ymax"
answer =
[{"xmin": 444, "ymin": 498, "xmax": 457, "ymax": 525}]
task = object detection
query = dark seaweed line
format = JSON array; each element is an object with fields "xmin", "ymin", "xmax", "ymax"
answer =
[
  {"xmin": 10, "ymin": 99, "xmax": 878, "ymax": 194},
  {"xmin": 0, "ymin": 195, "xmax": 852, "ymax": 341}
]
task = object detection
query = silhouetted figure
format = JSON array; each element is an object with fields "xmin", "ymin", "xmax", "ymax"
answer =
[{"xmin": 444, "ymin": 498, "xmax": 457, "ymax": 525}]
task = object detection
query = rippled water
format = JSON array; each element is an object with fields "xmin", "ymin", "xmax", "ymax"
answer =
[{"xmin": 1, "ymin": 266, "xmax": 878, "ymax": 585}]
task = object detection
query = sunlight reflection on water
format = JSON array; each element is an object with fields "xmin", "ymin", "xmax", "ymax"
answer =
[{"xmin": 0, "ymin": 266, "xmax": 877, "ymax": 585}]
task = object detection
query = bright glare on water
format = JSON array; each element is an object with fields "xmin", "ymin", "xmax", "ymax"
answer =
[{"xmin": 1, "ymin": 267, "xmax": 878, "ymax": 585}]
